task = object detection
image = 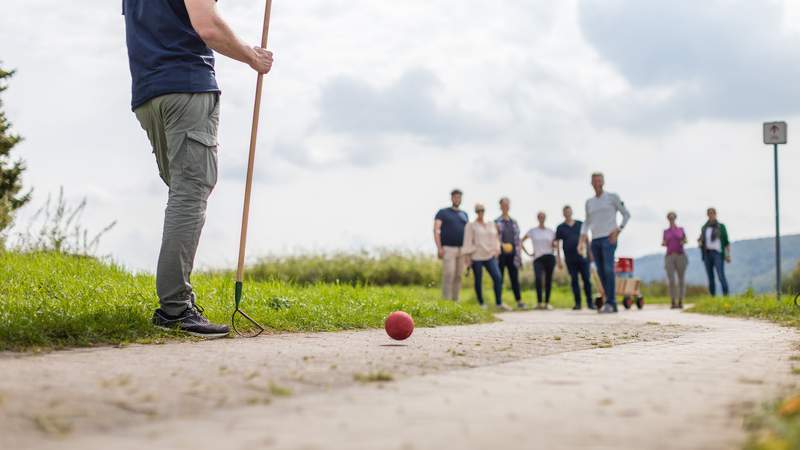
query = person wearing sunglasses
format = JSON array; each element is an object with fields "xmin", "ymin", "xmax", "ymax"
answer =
[{"xmin": 463, "ymin": 203, "xmax": 509, "ymax": 311}]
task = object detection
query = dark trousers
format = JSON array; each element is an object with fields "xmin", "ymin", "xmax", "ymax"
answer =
[
  {"xmin": 533, "ymin": 254, "xmax": 556, "ymax": 304},
  {"xmin": 566, "ymin": 256, "xmax": 593, "ymax": 308},
  {"xmin": 498, "ymin": 250, "xmax": 522, "ymax": 301},
  {"xmin": 703, "ymin": 250, "xmax": 729, "ymax": 296},
  {"xmin": 472, "ymin": 258, "xmax": 503, "ymax": 305},
  {"xmin": 591, "ymin": 237, "xmax": 617, "ymax": 306}
]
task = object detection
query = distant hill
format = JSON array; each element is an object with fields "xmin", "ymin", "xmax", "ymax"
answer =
[{"xmin": 634, "ymin": 234, "xmax": 800, "ymax": 294}]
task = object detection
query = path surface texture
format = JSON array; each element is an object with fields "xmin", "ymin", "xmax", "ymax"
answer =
[{"xmin": 2, "ymin": 307, "xmax": 798, "ymax": 450}]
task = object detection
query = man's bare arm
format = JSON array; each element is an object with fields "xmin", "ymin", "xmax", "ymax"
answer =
[
  {"xmin": 434, "ymin": 219, "xmax": 444, "ymax": 259},
  {"xmin": 185, "ymin": 0, "xmax": 273, "ymax": 73}
]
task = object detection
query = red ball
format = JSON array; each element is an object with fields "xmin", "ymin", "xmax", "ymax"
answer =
[{"xmin": 384, "ymin": 311, "xmax": 414, "ymax": 341}]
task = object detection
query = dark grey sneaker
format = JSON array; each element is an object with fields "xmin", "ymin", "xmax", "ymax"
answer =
[
  {"xmin": 599, "ymin": 303, "xmax": 618, "ymax": 314},
  {"xmin": 153, "ymin": 306, "xmax": 230, "ymax": 339}
]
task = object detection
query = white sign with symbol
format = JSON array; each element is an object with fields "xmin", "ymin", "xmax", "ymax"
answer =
[{"xmin": 764, "ymin": 121, "xmax": 788, "ymax": 145}]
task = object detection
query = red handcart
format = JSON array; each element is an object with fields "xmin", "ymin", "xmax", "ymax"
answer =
[{"xmin": 592, "ymin": 257, "xmax": 645, "ymax": 310}]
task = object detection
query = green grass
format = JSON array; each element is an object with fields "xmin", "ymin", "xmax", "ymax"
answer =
[
  {"xmin": 0, "ymin": 251, "xmax": 493, "ymax": 351},
  {"xmin": 688, "ymin": 293, "xmax": 800, "ymax": 327}
]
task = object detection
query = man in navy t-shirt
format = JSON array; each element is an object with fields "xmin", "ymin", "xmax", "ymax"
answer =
[
  {"xmin": 555, "ymin": 205, "xmax": 593, "ymax": 310},
  {"xmin": 434, "ymin": 189, "xmax": 469, "ymax": 300},
  {"xmin": 123, "ymin": 0, "xmax": 274, "ymax": 337}
]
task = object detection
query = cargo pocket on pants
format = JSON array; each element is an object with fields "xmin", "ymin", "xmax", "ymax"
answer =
[{"xmin": 183, "ymin": 130, "xmax": 219, "ymax": 189}]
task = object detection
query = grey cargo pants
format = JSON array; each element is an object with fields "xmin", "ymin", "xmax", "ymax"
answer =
[{"xmin": 134, "ymin": 93, "xmax": 220, "ymax": 315}]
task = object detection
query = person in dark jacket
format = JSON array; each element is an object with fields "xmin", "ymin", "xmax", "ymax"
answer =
[{"xmin": 698, "ymin": 207, "xmax": 731, "ymax": 296}]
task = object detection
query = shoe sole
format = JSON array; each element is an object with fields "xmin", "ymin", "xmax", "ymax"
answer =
[{"xmin": 155, "ymin": 325, "xmax": 229, "ymax": 339}]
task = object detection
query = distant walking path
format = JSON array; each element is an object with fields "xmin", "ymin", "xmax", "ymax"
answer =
[{"xmin": 2, "ymin": 308, "xmax": 798, "ymax": 450}]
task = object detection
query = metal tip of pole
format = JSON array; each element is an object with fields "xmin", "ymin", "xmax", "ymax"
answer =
[{"xmin": 232, "ymin": 281, "xmax": 265, "ymax": 337}]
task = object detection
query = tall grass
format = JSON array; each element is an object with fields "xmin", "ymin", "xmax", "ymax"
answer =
[{"xmin": 244, "ymin": 250, "xmax": 442, "ymax": 286}]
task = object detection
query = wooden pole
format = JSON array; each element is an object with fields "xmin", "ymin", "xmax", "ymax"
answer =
[{"xmin": 236, "ymin": 0, "xmax": 273, "ymax": 284}]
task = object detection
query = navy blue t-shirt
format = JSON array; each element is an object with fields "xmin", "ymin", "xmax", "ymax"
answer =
[
  {"xmin": 435, "ymin": 208, "xmax": 469, "ymax": 247},
  {"xmin": 122, "ymin": 0, "xmax": 221, "ymax": 110},
  {"xmin": 556, "ymin": 221, "xmax": 583, "ymax": 260}
]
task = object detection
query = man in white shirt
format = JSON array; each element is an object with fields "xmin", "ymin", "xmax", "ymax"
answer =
[{"xmin": 579, "ymin": 172, "xmax": 631, "ymax": 313}]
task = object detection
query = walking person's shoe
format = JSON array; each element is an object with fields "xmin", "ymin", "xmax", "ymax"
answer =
[
  {"xmin": 153, "ymin": 305, "xmax": 230, "ymax": 339},
  {"xmin": 572, "ymin": 305, "xmax": 581, "ymax": 310},
  {"xmin": 544, "ymin": 303, "xmax": 554, "ymax": 311},
  {"xmin": 496, "ymin": 303, "xmax": 512, "ymax": 312},
  {"xmin": 479, "ymin": 303, "xmax": 488, "ymax": 310},
  {"xmin": 598, "ymin": 303, "xmax": 618, "ymax": 314},
  {"xmin": 516, "ymin": 301, "xmax": 528, "ymax": 310},
  {"xmin": 587, "ymin": 303, "xmax": 596, "ymax": 310},
  {"xmin": 535, "ymin": 303, "xmax": 546, "ymax": 310}
]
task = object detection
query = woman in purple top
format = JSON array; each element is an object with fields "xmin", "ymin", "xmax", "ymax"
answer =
[{"xmin": 662, "ymin": 211, "xmax": 689, "ymax": 309}]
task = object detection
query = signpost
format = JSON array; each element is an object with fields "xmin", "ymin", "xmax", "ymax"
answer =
[{"xmin": 763, "ymin": 121, "xmax": 787, "ymax": 301}]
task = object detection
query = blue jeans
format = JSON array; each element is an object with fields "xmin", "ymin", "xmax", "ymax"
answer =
[
  {"xmin": 591, "ymin": 237, "xmax": 617, "ymax": 306},
  {"xmin": 703, "ymin": 250, "xmax": 729, "ymax": 296},
  {"xmin": 472, "ymin": 258, "xmax": 503, "ymax": 305},
  {"xmin": 566, "ymin": 256, "xmax": 593, "ymax": 308}
]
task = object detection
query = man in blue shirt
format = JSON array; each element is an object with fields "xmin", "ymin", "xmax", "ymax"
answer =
[
  {"xmin": 123, "ymin": 0, "xmax": 274, "ymax": 337},
  {"xmin": 434, "ymin": 189, "xmax": 469, "ymax": 300},
  {"xmin": 555, "ymin": 205, "xmax": 593, "ymax": 310}
]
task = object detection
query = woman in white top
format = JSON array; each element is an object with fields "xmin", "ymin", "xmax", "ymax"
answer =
[
  {"xmin": 462, "ymin": 203, "xmax": 509, "ymax": 311},
  {"xmin": 521, "ymin": 211, "xmax": 557, "ymax": 310}
]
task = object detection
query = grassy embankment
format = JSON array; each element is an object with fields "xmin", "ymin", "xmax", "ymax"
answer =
[{"xmin": 0, "ymin": 251, "xmax": 493, "ymax": 351}]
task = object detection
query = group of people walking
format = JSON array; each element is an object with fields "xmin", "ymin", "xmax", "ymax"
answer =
[
  {"xmin": 434, "ymin": 172, "xmax": 734, "ymax": 314},
  {"xmin": 434, "ymin": 172, "xmax": 631, "ymax": 314}
]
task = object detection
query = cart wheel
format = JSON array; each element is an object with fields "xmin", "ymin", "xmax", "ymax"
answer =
[
  {"xmin": 623, "ymin": 296, "xmax": 633, "ymax": 310},
  {"xmin": 595, "ymin": 297, "xmax": 604, "ymax": 310},
  {"xmin": 636, "ymin": 296, "xmax": 645, "ymax": 310}
]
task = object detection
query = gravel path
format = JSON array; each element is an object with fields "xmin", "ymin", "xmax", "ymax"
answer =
[{"xmin": 1, "ymin": 307, "xmax": 798, "ymax": 450}]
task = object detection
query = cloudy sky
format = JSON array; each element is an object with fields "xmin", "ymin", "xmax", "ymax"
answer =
[{"xmin": 2, "ymin": 0, "xmax": 799, "ymax": 272}]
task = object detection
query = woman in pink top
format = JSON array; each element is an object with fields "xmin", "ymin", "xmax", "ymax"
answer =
[{"xmin": 662, "ymin": 211, "xmax": 689, "ymax": 309}]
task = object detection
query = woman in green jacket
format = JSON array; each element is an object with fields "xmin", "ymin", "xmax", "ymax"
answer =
[{"xmin": 698, "ymin": 207, "xmax": 731, "ymax": 296}]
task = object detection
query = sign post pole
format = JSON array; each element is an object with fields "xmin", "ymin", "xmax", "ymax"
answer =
[
  {"xmin": 763, "ymin": 121, "xmax": 787, "ymax": 301},
  {"xmin": 774, "ymin": 142, "xmax": 781, "ymax": 301}
]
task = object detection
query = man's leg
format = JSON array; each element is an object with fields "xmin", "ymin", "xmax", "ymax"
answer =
[
  {"xmin": 603, "ymin": 240, "xmax": 618, "ymax": 307},
  {"xmin": 578, "ymin": 258, "xmax": 593, "ymax": 308},
  {"xmin": 157, "ymin": 94, "xmax": 220, "ymax": 314},
  {"xmin": 136, "ymin": 93, "xmax": 220, "ymax": 316},
  {"xmin": 591, "ymin": 239, "xmax": 606, "ymax": 300},
  {"xmin": 472, "ymin": 260, "xmax": 484, "ymax": 305},
  {"xmin": 442, "ymin": 246, "xmax": 457, "ymax": 300},
  {"xmin": 452, "ymin": 247, "xmax": 465, "ymax": 301},
  {"xmin": 487, "ymin": 258, "xmax": 503, "ymax": 305},
  {"xmin": 566, "ymin": 259, "xmax": 581, "ymax": 307},
  {"xmin": 704, "ymin": 252, "xmax": 717, "ymax": 296}
]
